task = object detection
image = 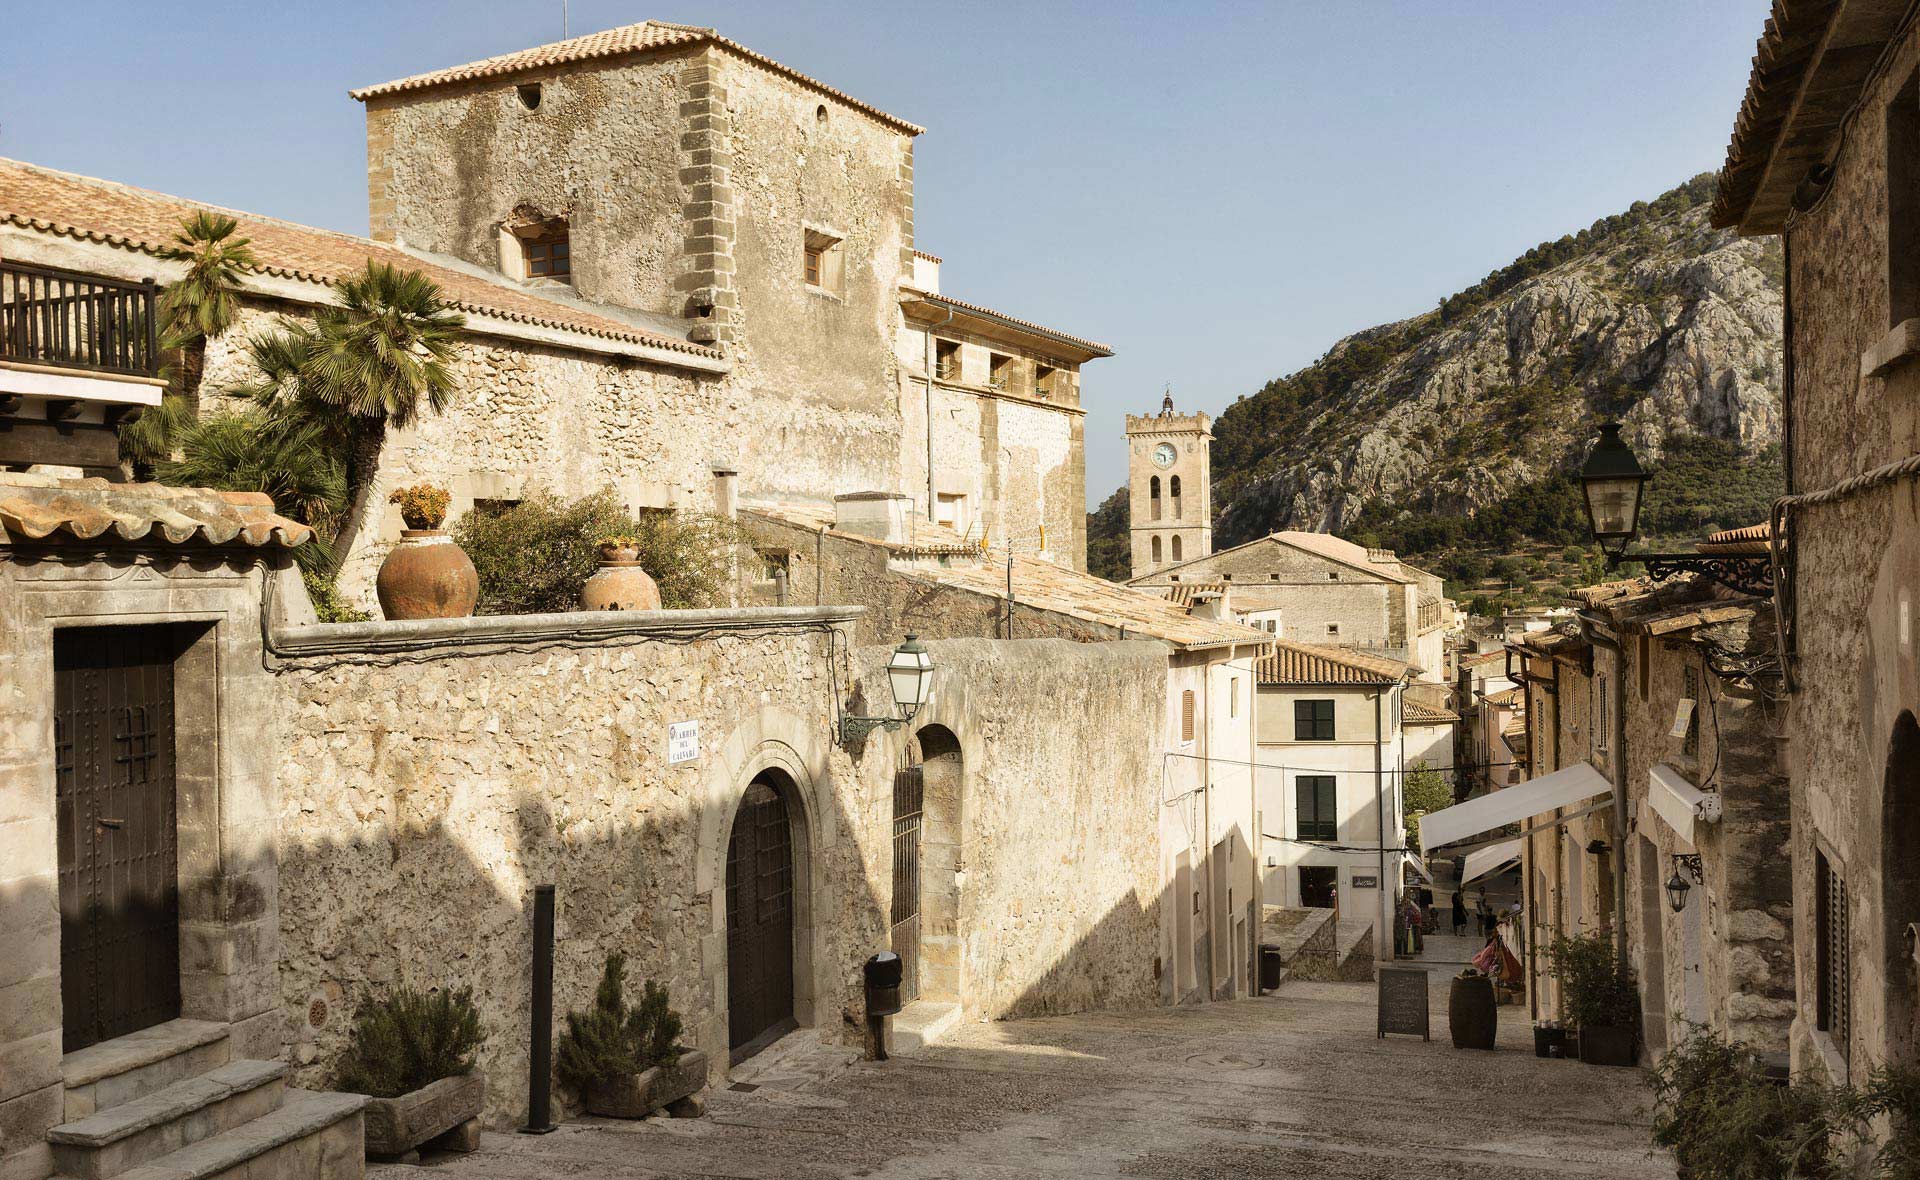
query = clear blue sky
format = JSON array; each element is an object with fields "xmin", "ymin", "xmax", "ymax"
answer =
[{"xmin": 0, "ymin": 1, "xmax": 1763, "ymax": 501}]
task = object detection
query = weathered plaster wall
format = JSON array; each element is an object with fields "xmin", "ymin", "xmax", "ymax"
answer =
[
  {"xmin": 1780, "ymin": 16, "xmax": 1920, "ymax": 1081},
  {"xmin": 269, "ymin": 626, "xmax": 1165, "ymax": 1125}
]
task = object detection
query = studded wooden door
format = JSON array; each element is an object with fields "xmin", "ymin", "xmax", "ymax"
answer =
[
  {"xmin": 726, "ymin": 779, "xmax": 795, "ymax": 1062},
  {"xmin": 55, "ymin": 626, "xmax": 184, "ymax": 1053},
  {"xmin": 890, "ymin": 767, "xmax": 924, "ymax": 1003}
]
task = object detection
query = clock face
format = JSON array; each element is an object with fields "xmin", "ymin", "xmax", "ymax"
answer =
[{"xmin": 1153, "ymin": 443, "xmax": 1177, "ymax": 469}]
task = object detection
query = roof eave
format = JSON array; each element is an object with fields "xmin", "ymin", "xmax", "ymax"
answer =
[{"xmin": 904, "ymin": 293, "xmax": 1113, "ymax": 361}]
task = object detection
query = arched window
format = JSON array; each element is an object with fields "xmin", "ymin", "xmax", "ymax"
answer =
[
  {"xmin": 1172, "ymin": 535, "xmax": 1183, "ymax": 561},
  {"xmin": 1151, "ymin": 535, "xmax": 1163, "ymax": 564},
  {"xmin": 1885, "ymin": 712, "xmax": 1920, "ymax": 1061},
  {"xmin": 1149, "ymin": 476, "xmax": 1162, "ymax": 521},
  {"xmin": 1170, "ymin": 475, "xmax": 1183, "ymax": 519}
]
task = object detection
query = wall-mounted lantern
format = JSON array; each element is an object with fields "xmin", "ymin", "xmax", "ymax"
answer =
[
  {"xmin": 840, "ymin": 635, "xmax": 935, "ymax": 743},
  {"xmin": 1666, "ymin": 853, "xmax": 1704, "ymax": 913},
  {"xmin": 1578, "ymin": 423, "xmax": 1774, "ymax": 597}
]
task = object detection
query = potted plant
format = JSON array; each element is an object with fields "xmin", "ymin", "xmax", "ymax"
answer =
[
  {"xmin": 335, "ymin": 985, "xmax": 487, "ymax": 1161},
  {"xmin": 557, "ymin": 952, "xmax": 706, "ymax": 1119},
  {"xmin": 1545, "ymin": 930, "xmax": 1641, "ymax": 1067},
  {"xmin": 579, "ymin": 535, "xmax": 662, "ymax": 611},
  {"xmin": 376, "ymin": 482, "xmax": 479, "ymax": 620}
]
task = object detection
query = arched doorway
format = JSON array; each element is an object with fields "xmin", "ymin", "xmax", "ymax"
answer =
[
  {"xmin": 1884, "ymin": 711, "xmax": 1920, "ymax": 1061},
  {"xmin": 726, "ymin": 770, "xmax": 798, "ymax": 1063},
  {"xmin": 909, "ymin": 726, "xmax": 964, "ymax": 1005}
]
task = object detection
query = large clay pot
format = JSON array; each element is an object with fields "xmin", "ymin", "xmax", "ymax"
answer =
[
  {"xmin": 376, "ymin": 530, "xmax": 479, "ymax": 620},
  {"xmin": 1449, "ymin": 973, "xmax": 1497, "ymax": 1050},
  {"xmin": 581, "ymin": 542, "xmax": 662, "ymax": 611}
]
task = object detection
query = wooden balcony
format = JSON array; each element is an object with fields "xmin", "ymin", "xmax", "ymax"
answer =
[{"xmin": 1, "ymin": 260, "xmax": 159, "ymax": 378}]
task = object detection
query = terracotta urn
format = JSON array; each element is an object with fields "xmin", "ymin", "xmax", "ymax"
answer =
[
  {"xmin": 581, "ymin": 540, "xmax": 662, "ymax": 611},
  {"xmin": 376, "ymin": 530, "xmax": 480, "ymax": 620}
]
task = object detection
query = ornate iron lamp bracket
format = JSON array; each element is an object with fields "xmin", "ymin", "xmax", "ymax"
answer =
[
  {"xmin": 838, "ymin": 714, "xmax": 903, "ymax": 744},
  {"xmin": 1609, "ymin": 551, "xmax": 1774, "ymax": 598},
  {"xmin": 1672, "ymin": 853, "xmax": 1704, "ymax": 884}
]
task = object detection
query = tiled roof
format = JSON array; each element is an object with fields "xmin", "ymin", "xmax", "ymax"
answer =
[
  {"xmin": 1132, "ymin": 529, "xmax": 1413, "ymax": 587},
  {"xmin": 741, "ymin": 501, "xmax": 981, "ymax": 555},
  {"xmin": 1483, "ymin": 686, "xmax": 1524, "ymax": 708},
  {"xmin": 912, "ymin": 250, "xmax": 943, "ymax": 264},
  {"xmin": 1256, "ymin": 639, "xmax": 1407, "ymax": 686},
  {"xmin": 1698, "ymin": 521, "xmax": 1774, "ymax": 557},
  {"xmin": 350, "ymin": 21, "xmax": 925, "ymax": 135},
  {"xmin": 0, "ymin": 473, "xmax": 312, "ymax": 549},
  {"xmin": 0, "ymin": 158, "xmax": 721, "ymax": 361},
  {"xmin": 1502, "ymin": 716, "xmax": 1527, "ymax": 741},
  {"xmin": 1165, "ymin": 581, "xmax": 1228, "ymax": 608},
  {"xmin": 1459, "ymin": 649, "xmax": 1507, "ymax": 667},
  {"xmin": 1403, "ymin": 700, "xmax": 1459, "ymax": 725},
  {"xmin": 906, "ymin": 290, "xmax": 1113, "ymax": 358}
]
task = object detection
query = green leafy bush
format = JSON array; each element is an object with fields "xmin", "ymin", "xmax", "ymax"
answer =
[
  {"xmin": 335, "ymin": 985, "xmax": 486, "ymax": 1099},
  {"xmin": 452, "ymin": 489, "xmax": 742, "ymax": 614},
  {"xmin": 1544, "ymin": 929, "xmax": 1640, "ymax": 1031},
  {"xmin": 556, "ymin": 952, "xmax": 684, "ymax": 1092},
  {"xmin": 1830, "ymin": 1062, "xmax": 1920, "ymax": 1179},
  {"xmin": 1648, "ymin": 1026, "xmax": 1834, "ymax": 1178}
]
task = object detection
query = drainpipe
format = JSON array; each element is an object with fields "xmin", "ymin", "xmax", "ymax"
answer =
[
  {"xmin": 922, "ymin": 304, "xmax": 954, "ymax": 522},
  {"xmin": 1376, "ymin": 688, "xmax": 1389, "ymax": 965},
  {"xmin": 1578, "ymin": 614, "xmax": 1631, "ymax": 977}
]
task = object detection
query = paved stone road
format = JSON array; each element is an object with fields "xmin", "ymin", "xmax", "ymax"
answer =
[{"xmin": 374, "ymin": 975, "xmax": 1673, "ymax": 1179}]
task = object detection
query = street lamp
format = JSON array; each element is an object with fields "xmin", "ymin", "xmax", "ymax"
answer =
[
  {"xmin": 840, "ymin": 635, "xmax": 936, "ymax": 743},
  {"xmin": 1577, "ymin": 424, "xmax": 1774, "ymax": 597},
  {"xmin": 1665, "ymin": 853, "xmax": 1703, "ymax": 914}
]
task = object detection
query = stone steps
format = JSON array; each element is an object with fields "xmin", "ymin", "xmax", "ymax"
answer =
[
  {"xmin": 50, "ymin": 1060, "xmax": 287, "ymax": 1179},
  {"xmin": 62, "ymin": 1021, "xmax": 232, "ymax": 1122},
  {"xmin": 105, "ymin": 1089, "xmax": 366, "ymax": 1180},
  {"xmin": 890, "ymin": 1001, "xmax": 962, "ymax": 1054}
]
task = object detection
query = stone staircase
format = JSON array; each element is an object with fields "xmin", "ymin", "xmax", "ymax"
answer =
[{"xmin": 49, "ymin": 1018, "xmax": 366, "ymax": 1180}]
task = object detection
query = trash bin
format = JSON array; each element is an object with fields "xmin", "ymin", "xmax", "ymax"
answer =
[
  {"xmin": 863, "ymin": 952, "xmax": 904, "ymax": 1017},
  {"xmin": 1259, "ymin": 944, "xmax": 1283, "ymax": 992}
]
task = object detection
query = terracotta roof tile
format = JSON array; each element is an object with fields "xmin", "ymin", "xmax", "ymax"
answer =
[
  {"xmin": 1698, "ymin": 520, "xmax": 1776, "ymax": 556},
  {"xmin": 350, "ymin": 21, "xmax": 925, "ymax": 136},
  {"xmin": 1483, "ymin": 686, "xmax": 1524, "ymax": 708},
  {"xmin": 0, "ymin": 473, "xmax": 311, "ymax": 549},
  {"xmin": 1403, "ymin": 700, "xmax": 1460, "ymax": 725},
  {"xmin": 1256, "ymin": 639, "xmax": 1407, "ymax": 686},
  {"xmin": 1164, "ymin": 581, "xmax": 1228, "ymax": 608},
  {"xmin": 910, "ymin": 291, "xmax": 1113, "ymax": 358},
  {"xmin": 0, "ymin": 157, "xmax": 721, "ymax": 361}
]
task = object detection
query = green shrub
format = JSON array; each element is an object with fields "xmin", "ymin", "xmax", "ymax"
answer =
[
  {"xmin": 1830, "ymin": 1062, "xmax": 1920, "ymax": 1179},
  {"xmin": 335, "ymin": 985, "xmax": 486, "ymax": 1099},
  {"xmin": 1544, "ymin": 929, "xmax": 1640, "ymax": 1031},
  {"xmin": 302, "ymin": 568, "xmax": 370, "ymax": 624},
  {"xmin": 555, "ymin": 952, "xmax": 684, "ymax": 1092},
  {"xmin": 453, "ymin": 489, "xmax": 741, "ymax": 614},
  {"xmin": 1648, "ymin": 1026, "xmax": 1834, "ymax": 1178}
]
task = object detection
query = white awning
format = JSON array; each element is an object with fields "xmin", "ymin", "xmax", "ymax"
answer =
[
  {"xmin": 1418, "ymin": 762, "xmax": 1613, "ymax": 854},
  {"xmin": 1648, "ymin": 763, "xmax": 1720, "ymax": 844},
  {"xmin": 1462, "ymin": 837, "xmax": 1524, "ymax": 885},
  {"xmin": 1403, "ymin": 852, "xmax": 1433, "ymax": 883}
]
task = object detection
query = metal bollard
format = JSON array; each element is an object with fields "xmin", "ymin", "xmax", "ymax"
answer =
[{"xmin": 519, "ymin": 884, "xmax": 557, "ymax": 1134}]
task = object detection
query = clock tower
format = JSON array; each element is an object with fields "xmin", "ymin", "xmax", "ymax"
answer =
[{"xmin": 1124, "ymin": 390, "xmax": 1213, "ymax": 580}]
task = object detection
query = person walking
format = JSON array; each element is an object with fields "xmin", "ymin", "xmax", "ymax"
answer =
[
  {"xmin": 1477, "ymin": 896, "xmax": 1495, "ymax": 939},
  {"xmin": 1451, "ymin": 890, "xmax": 1467, "ymax": 937}
]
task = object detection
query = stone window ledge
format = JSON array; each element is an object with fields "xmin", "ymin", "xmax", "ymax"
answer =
[
  {"xmin": 1862, "ymin": 318, "xmax": 1920, "ymax": 379},
  {"xmin": 269, "ymin": 604, "xmax": 863, "ymax": 658}
]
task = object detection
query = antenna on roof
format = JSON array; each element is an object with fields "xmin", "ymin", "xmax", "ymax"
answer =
[{"xmin": 562, "ymin": 0, "xmax": 569, "ymax": 38}]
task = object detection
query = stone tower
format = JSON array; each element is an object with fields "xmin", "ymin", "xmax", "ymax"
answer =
[{"xmin": 1125, "ymin": 391, "xmax": 1213, "ymax": 580}]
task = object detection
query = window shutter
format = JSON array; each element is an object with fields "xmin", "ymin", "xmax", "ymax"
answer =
[{"xmin": 1181, "ymin": 690, "xmax": 1195, "ymax": 743}]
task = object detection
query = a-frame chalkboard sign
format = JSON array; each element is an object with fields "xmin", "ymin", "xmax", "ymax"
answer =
[{"xmin": 1377, "ymin": 967, "xmax": 1431, "ymax": 1040}]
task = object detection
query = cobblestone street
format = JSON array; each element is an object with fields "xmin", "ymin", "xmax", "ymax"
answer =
[{"xmin": 373, "ymin": 975, "xmax": 1673, "ymax": 1180}]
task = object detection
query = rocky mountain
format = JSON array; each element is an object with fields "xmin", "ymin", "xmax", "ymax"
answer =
[{"xmin": 1180, "ymin": 175, "xmax": 1784, "ymax": 559}]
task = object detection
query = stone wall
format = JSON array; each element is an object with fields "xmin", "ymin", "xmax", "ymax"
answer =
[
  {"xmin": 268, "ymin": 619, "xmax": 1165, "ymax": 1124},
  {"xmin": 1779, "ymin": 14, "xmax": 1920, "ymax": 1080}
]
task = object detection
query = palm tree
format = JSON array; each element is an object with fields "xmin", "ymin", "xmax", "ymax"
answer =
[
  {"xmin": 247, "ymin": 260, "xmax": 463, "ymax": 557},
  {"xmin": 121, "ymin": 213, "xmax": 258, "ymax": 471}
]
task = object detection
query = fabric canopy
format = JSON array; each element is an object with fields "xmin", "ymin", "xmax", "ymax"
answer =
[
  {"xmin": 1403, "ymin": 852, "xmax": 1434, "ymax": 883},
  {"xmin": 1418, "ymin": 762, "xmax": 1613, "ymax": 854},
  {"xmin": 1648, "ymin": 763, "xmax": 1718, "ymax": 845},
  {"xmin": 1462, "ymin": 837, "xmax": 1524, "ymax": 885}
]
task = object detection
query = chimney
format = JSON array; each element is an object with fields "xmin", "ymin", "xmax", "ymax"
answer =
[
  {"xmin": 833, "ymin": 492, "xmax": 915, "ymax": 544},
  {"xmin": 710, "ymin": 462, "xmax": 739, "ymax": 519},
  {"xmin": 1190, "ymin": 591, "xmax": 1229, "ymax": 621}
]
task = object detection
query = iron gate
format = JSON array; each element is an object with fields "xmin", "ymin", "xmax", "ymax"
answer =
[
  {"xmin": 891, "ymin": 767, "xmax": 924, "ymax": 1002},
  {"xmin": 726, "ymin": 779, "xmax": 795, "ymax": 1062},
  {"xmin": 55, "ymin": 626, "xmax": 185, "ymax": 1052}
]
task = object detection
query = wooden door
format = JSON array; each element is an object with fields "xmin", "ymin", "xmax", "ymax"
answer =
[
  {"xmin": 890, "ymin": 767, "xmax": 924, "ymax": 1002},
  {"xmin": 726, "ymin": 779, "xmax": 795, "ymax": 1062},
  {"xmin": 55, "ymin": 626, "xmax": 184, "ymax": 1052}
]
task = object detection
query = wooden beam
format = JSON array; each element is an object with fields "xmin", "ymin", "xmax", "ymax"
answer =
[{"xmin": 0, "ymin": 420, "xmax": 121, "ymax": 470}]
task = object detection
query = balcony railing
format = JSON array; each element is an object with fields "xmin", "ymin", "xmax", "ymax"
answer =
[{"xmin": 0, "ymin": 260, "xmax": 160, "ymax": 378}]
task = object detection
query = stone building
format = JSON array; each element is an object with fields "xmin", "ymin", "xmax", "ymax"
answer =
[
  {"xmin": 1252, "ymin": 639, "xmax": 1414, "ymax": 959},
  {"xmin": 1125, "ymin": 394, "xmax": 1213, "ymax": 578},
  {"xmin": 1504, "ymin": 577, "xmax": 1792, "ymax": 1054},
  {"xmin": 1130, "ymin": 529, "xmax": 1450, "ymax": 680},
  {"xmin": 1713, "ymin": 0, "xmax": 1920, "ymax": 1083},
  {"xmin": 739, "ymin": 494, "xmax": 1274, "ymax": 1004},
  {"xmin": 0, "ymin": 20, "xmax": 1107, "ymax": 605}
]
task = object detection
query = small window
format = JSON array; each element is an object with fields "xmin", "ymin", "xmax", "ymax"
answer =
[
  {"xmin": 1181, "ymin": 689, "xmax": 1196, "ymax": 743},
  {"xmin": 1816, "ymin": 850, "xmax": 1851, "ymax": 1057},
  {"xmin": 803, "ymin": 228, "xmax": 844, "ymax": 294},
  {"xmin": 1888, "ymin": 71, "xmax": 1920, "ymax": 328},
  {"xmin": 1152, "ymin": 535, "xmax": 1163, "ymax": 564},
  {"xmin": 516, "ymin": 82, "xmax": 543, "ymax": 110},
  {"xmin": 1596, "ymin": 675, "xmax": 1611, "ymax": 759},
  {"xmin": 1296, "ymin": 775, "xmax": 1337, "ymax": 841},
  {"xmin": 987, "ymin": 352, "xmax": 1013, "ymax": 390},
  {"xmin": 1270, "ymin": 573, "xmax": 1280, "ymax": 580},
  {"xmin": 1327, "ymin": 571, "xmax": 1339, "ymax": 580},
  {"xmin": 1326, "ymin": 623, "xmax": 1340, "ymax": 637},
  {"xmin": 1035, "ymin": 363, "xmax": 1060, "ymax": 399},
  {"xmin": 1295, "ymin": 699, "xmax": 1335, "ymax": 742},
  {"xmin": 934, "ymin": 339, "xmax": 961, "ymax": 381},
  {"xmin": 1170, "ymin": 574, "xmax": 1180, "ymax": 583},
  {"xmin": 1229, "ymin": 678, "xmax": 1240, "ymax": 719},
  {"xmin": 1171, "ymin": 535, "xmax": 1183, "ymax": 561},
  {"xmin": 525, "ymin": 231, "xmax": 570, "ymax": 279},
  {"xmin": 815, "ymin": 103, "xmax": 828, "ymax": 125},
  {"xmin": 1149, "ymin": 476, "xmax": 1162, "ymax": 521},
  {"xmin": 1170, "ymin": 475, "xmax": 1183, "ymax": 519}
]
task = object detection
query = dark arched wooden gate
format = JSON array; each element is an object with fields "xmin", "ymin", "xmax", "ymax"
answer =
[{"xmin": 726, "ymin": 777, "xmax": 795, "ymax": 1062}]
